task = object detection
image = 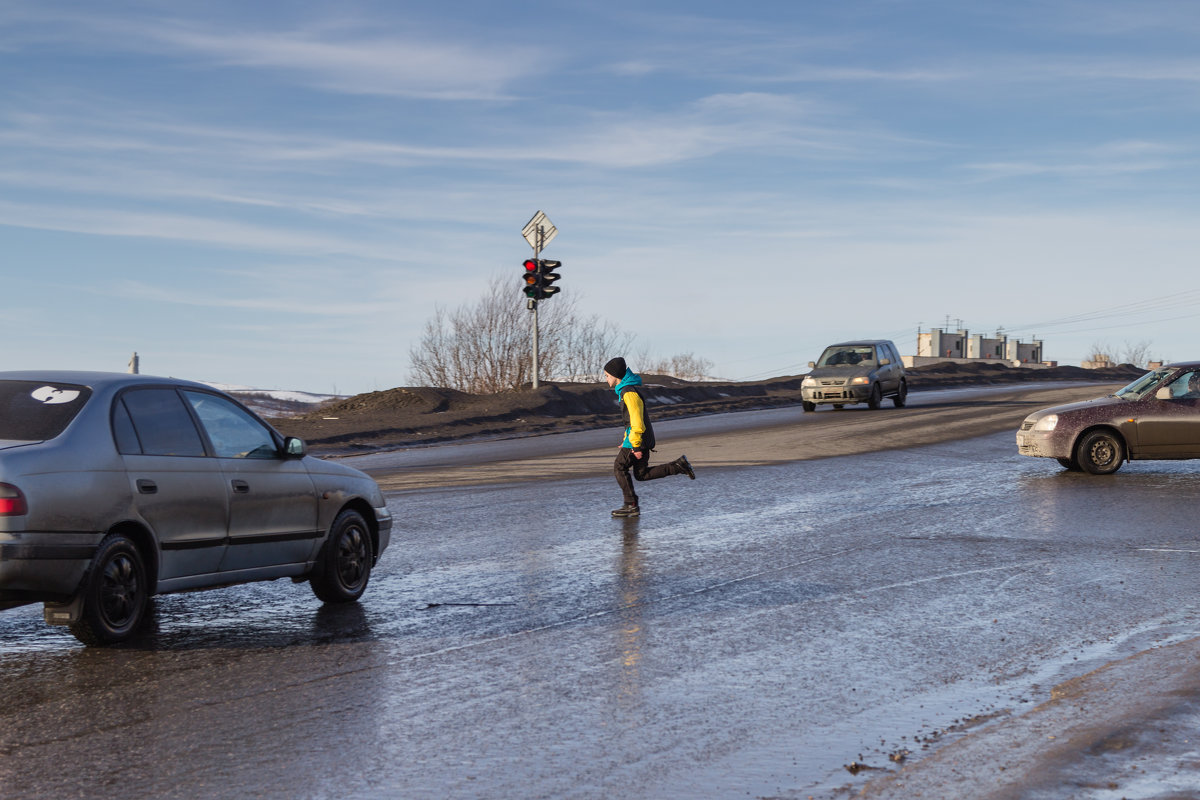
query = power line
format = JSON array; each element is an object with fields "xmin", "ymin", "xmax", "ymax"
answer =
[{"xmin": 1002, "ymin": 289, "xmax": 1200, "ymax": 336}]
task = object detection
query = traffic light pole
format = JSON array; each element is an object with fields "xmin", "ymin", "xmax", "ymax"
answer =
[
  {"xmin": 530, "ymin": 226, "xmax": 545, "ymax": 389},
  {"xmin": 521, "ymin": 211, "xmax": 558, "ymax": 391}
]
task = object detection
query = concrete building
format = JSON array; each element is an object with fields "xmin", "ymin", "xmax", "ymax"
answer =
[{"xmin": 907, "ymin": 328, "xmax": 1048, "ymax": 369}]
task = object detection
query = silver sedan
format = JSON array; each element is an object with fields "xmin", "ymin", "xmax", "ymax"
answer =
[{"xmin": 0, "ymin": 371, "xmax": 392, "ymax": 645}]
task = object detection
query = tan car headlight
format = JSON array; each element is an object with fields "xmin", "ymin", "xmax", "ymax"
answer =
[{"xmin": 1032, "ymin": 414, "xmax": 1058, "ymax": 432}]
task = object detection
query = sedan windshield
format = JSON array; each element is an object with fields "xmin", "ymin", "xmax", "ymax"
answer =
[
  {"xmin": 817, "ymin": 346, "xmax": 876, "ymax": 367},
  {"xmin": 1114, "ymin": 367, "xmax": 1172, "ymax": 400},
  {"xmin": 0, "ymin": 381, "xmax": 93, "ymax": 441}
]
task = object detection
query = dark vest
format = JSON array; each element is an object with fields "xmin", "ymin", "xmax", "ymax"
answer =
[{"xmin": 619, "ymin": 385, "xmax": 656, "ymax": 450}]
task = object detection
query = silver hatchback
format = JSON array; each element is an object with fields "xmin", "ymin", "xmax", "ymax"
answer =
[
  {"xmin": 801, "ymin": 339, "xmax": 908, "ymax": 411},
  {"xmin": 0, "ymin": 371, "xmax": 392, "ymax": 645}
]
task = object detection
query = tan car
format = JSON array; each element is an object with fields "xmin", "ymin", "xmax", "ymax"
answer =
[{"xmin": 1017, "ymin": 362, "xmax": 1200, "ymax": 474}]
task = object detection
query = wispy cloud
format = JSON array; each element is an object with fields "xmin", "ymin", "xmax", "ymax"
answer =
[
  {"xmin": 0, "ymin": 199, "xmax": 406, "ymax": 260},
  {"xmin": 109, "ymin": 280, "xmax": 395, "ymax": 317},
  {"xmin": 965, "ymin": 140, "xmax": 1190, "ymax": 180},
  {"xmin": 2, "ymin": 8, "xmax": 548, "ymax": 101},
  {"xmin": 0, "ymin": 89, "xmax": 863, "ymax": 175},
  {"xmin": 143, "ymin": 23, "xmax": 541, "ymax": 100}
]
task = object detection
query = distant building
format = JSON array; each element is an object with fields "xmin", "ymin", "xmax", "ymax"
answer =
[
  {"xmin": 906, "ymin": 328, "xmax": 1049, "ymax": 369},
  {"xmin": 128, "ymin": 352, "xmax": 139, "ymax": 374}
]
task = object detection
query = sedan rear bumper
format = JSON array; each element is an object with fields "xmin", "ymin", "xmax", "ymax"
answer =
[{"xmin": 0, "ymin": 532, "xmax": 99, "ymax": 599}]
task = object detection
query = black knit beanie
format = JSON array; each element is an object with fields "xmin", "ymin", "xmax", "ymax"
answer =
[{"xmin": 603, "ymin": 357, "xmax": 627, "ymax": 379}]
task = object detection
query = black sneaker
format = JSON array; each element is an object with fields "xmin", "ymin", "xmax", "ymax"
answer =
[
  {"xmin": 677, "ymin": 455, "xmax": 695, "ymax": 480},
  {"xmin": 611, "ymin": 504, "xmax": 640, "ymax": 517}
]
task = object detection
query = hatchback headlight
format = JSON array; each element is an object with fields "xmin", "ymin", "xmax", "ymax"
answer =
[
  {"xmin": 850, "ymin": 377, "xmax": 869, "ymax": 385},
  {"xmin": 802, "ymin": 376, "xmax": 818, "ymax": 387},
  {"xmin": 1032, "ymin": 414, "xmax": 1058, "ymax": 432}
]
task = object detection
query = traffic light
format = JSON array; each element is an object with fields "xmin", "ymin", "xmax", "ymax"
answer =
[
  {"xmin": 522, "ymin": 258, "xmax": 539, "ymax": 299},
  {"xmin": 521, "ymin": 258, "xmax": 563, "ymax": 300},
  {"xmin": 538, "ymin": 259, "xmax": 561, "ymax": 298}
]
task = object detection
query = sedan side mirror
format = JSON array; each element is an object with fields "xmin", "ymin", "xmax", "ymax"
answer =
[
  {"xmin": 283, "ymin": 436, "xmax": 307, "ymax": 457},
  {"xmin": 808, "ymin": 361, "xmax": 816, "ymax": 368},
  {"xmin": 879, "ymin": 358, "xmax": 891, "ymax": 366}
]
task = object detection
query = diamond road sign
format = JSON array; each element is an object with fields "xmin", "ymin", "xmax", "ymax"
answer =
[{"xmin": 522, "ymin": 210, "xmax": 557, "ymax": 252}]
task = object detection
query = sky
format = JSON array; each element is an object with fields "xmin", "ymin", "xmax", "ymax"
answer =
[{"xmin": 4, "ymin": 0, "xmax": 1200, "ymax": 394}]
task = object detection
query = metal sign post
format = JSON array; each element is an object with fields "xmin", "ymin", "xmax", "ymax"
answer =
[{"xmin": 521, "ymin": 211, "xmax": 557, "ymax": 390}]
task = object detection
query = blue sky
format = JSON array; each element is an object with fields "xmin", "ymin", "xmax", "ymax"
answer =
[{"xmin": 4, "ymin": 1, "xmax": 1200, "ymax": 394}]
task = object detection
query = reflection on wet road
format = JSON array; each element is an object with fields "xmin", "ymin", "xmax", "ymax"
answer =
[{"xmin": 4, "ymin": 431, "xmax": 1200, "ymax": 798}]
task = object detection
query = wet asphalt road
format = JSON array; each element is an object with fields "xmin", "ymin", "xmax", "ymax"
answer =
[{"xmin": 4, "ymin": 428, "xmax": 1200, "ymax": 798}]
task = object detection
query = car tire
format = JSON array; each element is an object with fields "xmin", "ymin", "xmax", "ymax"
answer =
[
  {"xmin": 832, "ymin": 404, "xmax": 844, "ymax": 410},
  {"xmin": 867, "ymin": 384, "xmax": 882, "ymax": 410},
  {"xmin": 802, "ymin": 401, "xmax": 816, "ymax": 412},
  {"xmin": 311, "ymin": 509, "xmax": 373, "ymax": 604},
  {"xmin": 69, "ymin": 533, "xmax": 148, "ymax": 646},
  {"xmin": 1076, "ymin": 430, "xmax": 1125, "ymax": 475},
  {"xmin": 1056, "ymin": 457, "xmax": 1082, "ymax": 471},
  {"xmin": 892, "ymin": 380, "xmax": 907, "ymax": 408}
]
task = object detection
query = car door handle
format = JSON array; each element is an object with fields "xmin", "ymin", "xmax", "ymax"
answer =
[
  {"xmin": 136, "ymin": 479, "xmax": 157, "ymax": 494},
  {"xmin": 231, "ymin": 479, "xmax": 250, "ymax": 494}
]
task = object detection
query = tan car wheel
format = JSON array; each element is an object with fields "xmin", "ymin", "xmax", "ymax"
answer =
[{"xmin": 1077, "ymin": 430, "xmax": 1124, "ymax": 475}]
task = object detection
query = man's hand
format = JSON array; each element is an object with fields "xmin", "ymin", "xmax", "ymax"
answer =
[{"xmin": 632, "ymin": 449, "xmax": 644, "ymax": 460}]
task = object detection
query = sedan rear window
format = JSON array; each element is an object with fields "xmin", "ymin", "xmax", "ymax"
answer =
[
  {"xmin": 119, "ymin": 388, "xmax": 207, "ymax": 457},
  {"xmin": 0, "ymin": 381, "xmax": 93, "ymax": 441}
]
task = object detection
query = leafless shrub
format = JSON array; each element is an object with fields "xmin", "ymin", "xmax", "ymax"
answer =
[
  {"xmin": 1119, "ymin": 339, "xmax": 1153, "ymax": 368},
  {"xmin": 1086, "ymin": 339, "xmax": 1155, "ymax": 368},
  {"xmin": 1084, "ymin": 343, "xmax": 1116, "ymax": 367},
  {"xmin": 408, "ymin": 275, "xmax": 637, "ymax": 392},
  {"xmin": 636, "ymin": 351, "xmax": 715, "ymax": 381}
]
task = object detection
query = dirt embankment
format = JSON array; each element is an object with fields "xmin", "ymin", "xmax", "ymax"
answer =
[{"xmin": 271, "ymin": 363, "xmax": 1143, "ymax": 456}]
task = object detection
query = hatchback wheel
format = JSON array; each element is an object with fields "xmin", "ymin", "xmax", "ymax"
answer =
[
  {"xmin": 892, "ymin": 380, "xmax": 907, "ymax": 408},
  {"xmin": 802, "ymin": 401, "xmax": 816, "ymax": 412},
  {"xmin": 867, "ymin": 383, "xmax": 882, "ymax": 410},
  {"xmin": 311, "ymin": 510, "xmax": 373, "ymax": 603},
  {"xmin": 69, "ymin": 533, "xmax": 148, "ymax": 646},
  {"xmin": 1076, "ymin": 430, "xmax": 1124, "ymax": 475},
  {"xmin": 1057, "ymin": 457, "xmax": 1081, "ymax": 471}
]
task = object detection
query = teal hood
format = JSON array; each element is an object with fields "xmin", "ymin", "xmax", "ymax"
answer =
[{"xmin": 613, "ymin": 370, "xmax": 641, "ymax": 398}]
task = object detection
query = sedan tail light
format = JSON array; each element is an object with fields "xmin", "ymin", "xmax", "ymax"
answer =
[{"xmin": 0, "ymin": 483, "xmax": 28, "ymax": 516}]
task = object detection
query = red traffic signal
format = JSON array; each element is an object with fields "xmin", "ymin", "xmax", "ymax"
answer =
[{"xmin": 522, "ymin": 259, "xmax": 539, "ymax": 298}]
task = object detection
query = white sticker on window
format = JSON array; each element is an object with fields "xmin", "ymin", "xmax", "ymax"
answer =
[{"xmin": 31, "ymin": 386, "xmax": 82, "ymax": 405}]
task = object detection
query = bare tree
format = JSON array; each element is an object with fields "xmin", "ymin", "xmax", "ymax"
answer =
[
  {"xmin": 553, "ymin": 314, "xmax": 636, "ymax": 382},
  {"xmin": 1084, "ymin": 340, "xmax": 1156, "ymax": 369},
  {"xmin": 637, "ymin": 352, "xmax": 715, "ymax": 381},
  {"xmin": 1119, "ymin": 339, "xmax": 1153, "ymax": 368},
  {"xmin": 1084, "ymin": 342, "xmax": 1116, "ymax": 368},
  {"xmin": 408, "ymin": 275, "xmax": 636, "ymax": 392},
  {"xmin": 409, "ymin": 278, "xmax": 529, "ymax": 393}
]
